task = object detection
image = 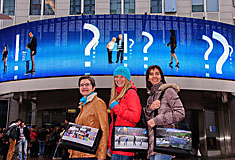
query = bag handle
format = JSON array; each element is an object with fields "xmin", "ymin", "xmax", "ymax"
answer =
[{"xmin": 154, "ymin": 89, "xmax": 166, "ymax": 117}]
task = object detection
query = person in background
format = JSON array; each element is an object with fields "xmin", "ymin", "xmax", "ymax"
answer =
[
  {"xmin": 0, "ymin": 128, "xmax": 9, "ymax": 160},
  {"xmin": 68, "ymin": 75, "xmax": 109, "ymax": 160},
  {"xmin": 30, "ymin": 125, "xmax": 38, "ymax": 157},
  {"xmin": 166, "ymin": 29, "xmax": 179, "ymax": 68},
  {"xmin": 2, "ymin": 44, "xmax": 8, "ymax": 72},
  {"xmin": 144, "ymin": 65, "xmax": 185, "ymax": 160},
  {"xmin": 17, "ymin": 121, "xmax": 31, "ymax": 160},
  {"xmin": 3, "ymin": 119, "xmax": 22, "ymax": 160},
  {"xmin": 107, "ymin": 66, "xmax": 142, "ymax": 160},
  {"xmin": 106, "ymin": 37, "xmax": 116, "ymax": 64},
  {"xmin": 37, "ymin": 125, "xmax": 48, "ymax": 157},
  {"xmin": 116, "ymin": 34, "xmax": 124, "ymax": 63}
]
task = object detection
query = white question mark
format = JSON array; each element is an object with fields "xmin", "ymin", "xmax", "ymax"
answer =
[
  {"xmin": 202, "ymin": 35, "xmax": 213, "ymax": 61},
  {"xmin": 213, "ymin": 31, "xmax": 231, "ymax": 74},
  {"xmin": 83, "ymin": 23, "xmax": 100, "ymax": 56},
  {"xmin": 142, "ymin": 31, "xmax": 153, "ymax": 53},
  {"xmin": 229, "ymin": 45, "xmax": 233, "ymax": 61},
  {"xmin": 129, "ymin": 39, "xmax": 134, "ymax": 51}
]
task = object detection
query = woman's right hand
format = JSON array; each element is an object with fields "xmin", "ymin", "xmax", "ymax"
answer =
[{"xmin": 150, "ymin": 100, "xmax": 161, "ymax": 110}]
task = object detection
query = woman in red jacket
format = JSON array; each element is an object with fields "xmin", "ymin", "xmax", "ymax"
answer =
[{"xmin": 107, "ymin": 66, "xmax": 142, "ymax": 160}]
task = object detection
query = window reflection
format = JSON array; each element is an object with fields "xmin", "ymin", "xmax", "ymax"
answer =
[
  {"xmin": 110, "ymin": 0, "xmax": 121, "ymax": 14},
  {"xmin": 84, "ymin": 0, "xmax": 95, "ymax": 14},
  {"xmin": 44, "ymin": 0, "xmax": 55, "ymax": 15},
  {"xmin": 3, "ymin": 0, "xmax": 15, "ymax": 16},
  {"xmin": 151, "ymin": 0, "xmax": 162, "ymax": 13},
  {"xmin": 30, "ymin": 0, "xmax": 41, "ymax": 15},
  {"xmin": 70, "ymin": 0, "xmax": 81, "ymax": 15}
]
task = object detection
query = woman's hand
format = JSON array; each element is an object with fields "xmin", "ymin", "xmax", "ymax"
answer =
[
  {"xmin": 150, "ymin": 100, "xmax": 161, "ymax": 110},
  {"xmin": 147, "ymin": 118, "xmax": 156, "ymax": 128},
  {"xmin": 107, "ymin": 149, "xmax": 111, "ymax": 157}
]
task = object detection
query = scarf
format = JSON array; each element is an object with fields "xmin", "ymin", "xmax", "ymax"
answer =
[
  {"xmin": 80, "ymin": 92, "xmax": 95, "ymax": 107},
  {"xmin": 147, "ymin": 82, "xmax": 163, "ymax": 95}
]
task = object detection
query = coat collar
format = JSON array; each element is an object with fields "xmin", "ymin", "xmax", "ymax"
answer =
[
  {"xmin": 159, "ymin": 83, "xmax": 180, "ymax": 93},
  {"xmin": 148, "ymin": 82, "xmax": 180, "ymax": 95},
  {"xmin": 79, "ymin": 92, "xmax": 97, "ymax": 105}
]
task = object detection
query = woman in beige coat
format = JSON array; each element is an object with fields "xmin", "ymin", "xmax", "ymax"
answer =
[{"xmin": 69, "ymin": 75, "xmax": 109, "ymax": 160}]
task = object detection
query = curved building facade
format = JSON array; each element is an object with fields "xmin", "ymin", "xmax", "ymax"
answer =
[{"xmin": 0, "ymin": 0, "xmax": 235, "ymax": 158}]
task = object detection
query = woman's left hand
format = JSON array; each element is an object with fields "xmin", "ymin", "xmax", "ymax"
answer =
[
  {"xmin": 98, "ymin": 159, "xmax": 104, "ymax": 160},
  {"xmin": 147, "ymin": 118, "xmax": 156, "ymax": 128}
]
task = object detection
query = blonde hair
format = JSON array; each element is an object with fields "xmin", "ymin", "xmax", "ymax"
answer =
[{"xmin": 109, "ymin": 78, "xmax": 133, "ymax": 105}]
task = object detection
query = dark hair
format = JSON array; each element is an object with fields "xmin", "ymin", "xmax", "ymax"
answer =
[
  {"xmin": 16, "ymin": 119, "xmax": 22, "ymax": 123},
  {"xmin": 170, "ymin": 29, "xmax": 175, "ymax": 35},
  {"xmin": 78, "ymin": 75, "xmax": 96, "ymax": 88},
  {"xmin": 145, "ymin": 65, "xmax": 166, "ymax": 90},
  {"xmin": 27, "ymin": 43, "xmax": 31, "ymax": 48}
]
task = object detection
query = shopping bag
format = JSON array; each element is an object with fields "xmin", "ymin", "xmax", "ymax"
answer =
[
  {"xmin": 154, "ymin": 127, "xmax": 192, "ymax": 156},
  {"xmin": 61, "ymin": 122, "xmax": 102, "ymax": 154},
  {"xmin": 111, "ymin": 126, "xmax": 148, "ymax": 151}
]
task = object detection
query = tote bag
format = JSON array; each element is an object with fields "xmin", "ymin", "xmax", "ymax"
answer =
[
  {"xmin": 153, "ymin": 89, "xmax": 192, "ymax": 156},
  {"xmin": 154, "ymin": 127, "xmax": 192, "ymax": 156},
  {"xmin": 61, "ymin": 122, "xmax": 102, "ymax": 154}
]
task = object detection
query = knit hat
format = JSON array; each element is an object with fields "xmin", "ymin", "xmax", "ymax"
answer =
[{"xmin": 113, "ymin": 66, "xmax": 131, "ymax": 81}]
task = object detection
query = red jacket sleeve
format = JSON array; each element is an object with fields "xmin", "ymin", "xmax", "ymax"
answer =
[{"xmin": 113, "ymin": 89, "xmax": 142, "ymax": 124}]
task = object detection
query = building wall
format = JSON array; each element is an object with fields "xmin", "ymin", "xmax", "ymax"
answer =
[{"xmin": 0, "ymin": 0, "xmax": 234, "ymax": 29}]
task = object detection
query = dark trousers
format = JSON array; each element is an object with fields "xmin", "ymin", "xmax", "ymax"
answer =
[
  {"xmin": 116, "ymin": 49, "xmax": 124, "ymax": 63},
  {"xmin": 26, "ymin": 60, "xmax": 29, "ymax": 73},
  {"xmin": 107, "ymin": 48, "xmax": 113, "ymax": 63},
  {"xmin": 31, "ymin": 54, "xmax": 35, "ymax": 71}
]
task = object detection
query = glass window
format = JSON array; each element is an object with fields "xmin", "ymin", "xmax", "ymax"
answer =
[
  {"xmin": 192, "ymin": 0, "xmax": 204, "ymax": 12},
  {"xmin": 124, "ymin": 0, "xmax": 135, "ymax": 14},
  {"xmin": 206, "ymin": 0, "xmax": 218, "ymax": 12},
  {"xmin": 84, "ymin": 0, "xmax": 95, "ymax": 14},
  {"xmin": 44, "ymin": 0, "xmax": 55, "ymax": 15},
  {"xmin": 30, "ymin": 0, "xmax": 41, "ymax": 15},
  {"xmin": 151, "ymin": 0, "xmax": 162, "ymax": 13},
  {"xmin": 70, "ymin": 0, "xmax": 81, "ymax": 15},
  {"xmin": 3, "ymin": 0, "xmax": 15, "ymax": 16},
  {"xmin": 110, "ymin": 0, "xmax": 121, "ymax": 14}
]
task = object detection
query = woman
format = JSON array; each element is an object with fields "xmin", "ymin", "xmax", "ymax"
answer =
[
  {"xmin": 106, "ymin": 37, "xmax": 116, "ymax": 64},
  {"xmin": 145, "ymin": 65, "xmax": 185, "ymax": 160},
  {"xmin": 2, "ymin": 45, "xmax": 8, "ymax": 72},
  {"xmin": 108, "ymin": 66, "xmax": 142, "ymax": 160},
  {"xmin": 69, "ymin": 75, "xmax": 109, "ymax": 160},
  {"xmin": 166, "ymin": 29, "xmax": 179, "ymax": 68}
]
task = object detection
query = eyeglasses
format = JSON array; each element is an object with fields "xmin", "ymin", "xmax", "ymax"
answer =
[{"xmin": 80, "ymin": 83, "xmax": 91, "ymax": 87}]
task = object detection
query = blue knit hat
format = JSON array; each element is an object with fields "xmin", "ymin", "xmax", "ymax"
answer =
[{"xmin": 113, "ymin": 66, "xmax": 131, "ymax": 81}]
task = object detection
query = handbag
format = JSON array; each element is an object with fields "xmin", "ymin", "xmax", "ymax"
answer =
[
  {"xmin": 153, "ymin": 89, "xmax": 192, "ymax": 156},
  {"xmin": 61, "ymin": 122, "xmax": 102, "ymax": 154},
  {"xmin": 154, "ymin": 127, "xmax": 192, "ymax": 155},
  {"xmin": 111, "ymin": 88, "xmax": 149, "ymax": 152}
]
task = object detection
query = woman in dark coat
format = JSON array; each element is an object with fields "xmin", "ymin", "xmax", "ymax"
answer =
[{"xmin": 166, "ymin": 29, "xmax": 179, "ymax": 67}]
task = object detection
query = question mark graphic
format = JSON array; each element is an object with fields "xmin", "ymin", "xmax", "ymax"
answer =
[
  {"xmin": 142, "ymin": 31, "xmax": 153, "ymax": 69},
  {"xmin": 213, "ymin": 31, "xmax": 231, "ymax": 74},
  {"xmin": 202, "ymin": 35, "xmax": 213, "ymax": 77},
  {"xmin": 229, "ymin": 45, "xmax": 233, "ymax": 62},
  {"xmin": 83, "ymin": 23, "xmax": 100, "ymax": 56},
  {"xmin": 142, "ymin": 31, "xmax": 153, "ymax": 53},
  {"xmin": 129, "ymin": 39, "xmax": 134, "ymax": 53},
  {"xmin": 202, "ymin": 35, "xmax": 213, "ymax": 61}
]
